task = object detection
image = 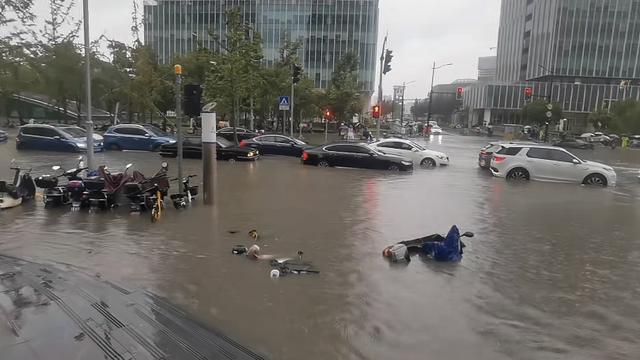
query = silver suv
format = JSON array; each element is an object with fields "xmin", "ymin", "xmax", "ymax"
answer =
[{"xmin": 490, "ymin": 144, "xmax": 616, "ymax": 187}]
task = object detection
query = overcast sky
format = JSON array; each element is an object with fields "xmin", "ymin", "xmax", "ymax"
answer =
[{"xmin": 34, "ymin": 0, "xmax": 501, "ymax": 100}]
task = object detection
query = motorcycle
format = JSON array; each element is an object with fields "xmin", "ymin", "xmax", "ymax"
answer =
[
  {"xmin": 0, "ymin": 160, "xmax": 36, "ymax": 210},
  {"xmin": 170, "ymin": 175, "xmax": 198, "ymax": 209},
  {"xmin": 84, "ymin": 164, "xmax": 133, "ymax": 210},
  {"xmin": 35, "ymin": 157, "xmax": 87, "ymax": 208},
  {"xmin": 123, "ymin": 162, "xmax": 170, "ymax": 213}
]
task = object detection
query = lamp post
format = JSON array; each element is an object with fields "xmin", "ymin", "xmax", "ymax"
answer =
[
  {"xmin": 399, "ymin": 80, "xmax": 416, "ymax": 125},
  {"xmin": 82, "ymin": 0, "xmax": 94, "ymax": 170},
  {"xmin": 426, "ymin": 62, "xmax": 453, "ymax": 123}
]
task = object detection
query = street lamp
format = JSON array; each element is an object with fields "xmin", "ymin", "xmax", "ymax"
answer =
[
  {"xmin": 82, "ymin": 0, "xmax": 94, "ymax": 170},
  {"xmin": 426, "ymin": 62, "xmax": 453, "ymax": 122},
  {"xmin": 399, "ymin": 80, "xmax": 416, "ymax": 125}
]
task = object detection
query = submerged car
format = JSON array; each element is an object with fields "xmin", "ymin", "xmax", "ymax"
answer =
[
  {"xmin": 0, "ymin": 130, "xmax": 8, "ymax": 142},
  {"xmin": 370, "ymin": 138, "xmax": 449, "ymax": 168},
  {"xmin": 490, "ymin": 144, "xmax": 616, "ymax": 187},
  {"xmin": 553, "ymin": 138, "xmax": 594, "ymax": 150},
  {"xmin": 16, "ymin": 124, "xmax": 104, "ymax": 152},
  {"xmin": 103, "ymin": 124, "xmax": 175, "ymax": 151},
  {"xmin": 216, "ymin": 127, "xmax": 258, "ymax": 142},
  {"xmin": 240, "ymin": 134, "xmax": 310, "ymax": 157},
  {"xmin": 302, "ymin": 143, "xmax": 413, "ymax": 171},
  {"xmin": 159, "ymin": 137, "xmax": 259, "ymax": 161}
]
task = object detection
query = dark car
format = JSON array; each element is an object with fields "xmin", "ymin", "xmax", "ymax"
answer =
[
  {"xmin": 103, "ymin": 124, "xmax": 176, "ymax": 151},
  {"xmin": 478, "ymin": 142, "xmax": 502, "ymax": 169},
  {"xmin": 240, "ymin": 134, "xmax": 310, "ymax": 157},
  {"xmin": 216, "ymin": 127, "xmax": 258, "ymax": 142},
  {"xmin": 159, "ymin": 137, "xmax": 260, "ymax": 161},
  {"xmin": 302, "ymin": 143, "xmax": 413, "ymax": 171},
  {"xmin": 0, "ymin": 130, "xmax": 8, "ymax": 142},
  {"xmin": 16, "ymin": 124, "xmax": 104, "ymax": 152},
  {"xmin": 554, "ymin": 139, "xmax": 595, "ymax": 150}
]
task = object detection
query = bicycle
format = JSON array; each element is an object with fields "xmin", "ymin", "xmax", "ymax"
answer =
[{"xmin": 150, "ymin": 183, "xmax": 164, "ymax": 222}]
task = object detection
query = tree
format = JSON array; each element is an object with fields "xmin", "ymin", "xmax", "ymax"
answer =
[
  {"xmin": 588, "ymin": 109, "xmax": 614, "ymax": 130},
  {"xmin": 326, "ymin": 52, "xmax": 362, "ymax": 123},
  {"xmin": 520, "ymin": 100, "xmax": 562, "ymax": 125},
  {"xmin": 610, "ymin": 99, "xmax": 640, "ymax": 133}
]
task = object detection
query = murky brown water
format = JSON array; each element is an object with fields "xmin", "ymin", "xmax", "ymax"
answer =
[{"xmin": 1, "ymin": 131, "xmax": 640, "ymax": 360}]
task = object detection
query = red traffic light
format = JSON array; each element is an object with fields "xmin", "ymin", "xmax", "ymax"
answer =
[
  {"xmin": 324, "ymin": 110, "xmax": 331, "ymax": 119},
  {"xmin": 524, "ymin": 87, "xmax": 533, "ymax": 99},
  {"xmin": 372, "ymin": 105, "xmax": 381, "ymax": 119},
  {"xmin": 456, "ymin": 87, "xmax": 464, "ymax": 100}
]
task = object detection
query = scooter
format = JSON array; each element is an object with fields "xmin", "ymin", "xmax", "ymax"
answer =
[
  {"xmin": 35, "ymin": 157, "xmax": 87, "ymax": 209},
  {"xmin": 170, "ymin": 175, "xmax": 198, "ymax": 209},
  {"xmin": 85, "ymin": 164, "xmax": 133, "ymax": 210},
  {"xmin": 123, "ymin": 162, "xmax": 170, "ymax": 213},
  {"xmin": 0, "ymin": 160, "xmax": 36, "ymax": 209}
]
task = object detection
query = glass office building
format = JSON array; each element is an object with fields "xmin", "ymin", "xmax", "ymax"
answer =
[
  {"xmin": 143, "ymin": 0, "xmax": 379, "ymax": 93},
  {"xmin": 498, "ymin": 0, "xmax": 640, "ymax": 83}
]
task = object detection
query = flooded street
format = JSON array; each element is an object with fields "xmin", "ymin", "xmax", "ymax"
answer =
[{"xmin": 1, "ymin": 133, "xmax": 640, "ymax": 360}]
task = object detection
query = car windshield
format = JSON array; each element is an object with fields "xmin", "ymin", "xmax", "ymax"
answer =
[
  {"xmin": 144, "ymin": 125, "xmax": 169, "ymax": 137},
  {"xmin": 60, "ymin": 127, "xmax": 85, "ymax": 138},
  {"xmin": 408, "ymin": 140, "xmax": 426, "ymax": 150},
  {"xmin": 217, "ymin": 137, "xmax": 233, "ymax": 148}
]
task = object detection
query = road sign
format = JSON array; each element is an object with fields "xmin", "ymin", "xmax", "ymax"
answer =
[
  {"xmin": 279, "ymin": 96, "xmax": 290, "ymax": 111},
  {"xmin": 546, "ymin": 103, "xmax": 553, "ymax": 110},
  {"xmin": 545, "ymin": 111, "xmax": 553, "ymax": 118}
]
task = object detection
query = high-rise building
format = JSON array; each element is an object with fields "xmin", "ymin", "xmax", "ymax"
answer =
[
  {"xmin": 497, "ymin": 0, "xmax": 640, "ymax": 83},
  {"xmin": 463, "ymin": 0, "xmax": 640, "ymax": 130},
  {"xmin": 143, "ymin": 0, "xmax": 379, "ymax": 94}
]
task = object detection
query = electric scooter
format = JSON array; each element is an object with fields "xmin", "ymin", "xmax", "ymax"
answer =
[{"xmin": 0, "ymin": 160, "xmax": 36, "ymax": 209}]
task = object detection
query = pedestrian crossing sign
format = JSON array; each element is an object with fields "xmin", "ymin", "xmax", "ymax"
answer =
[{"xmin": 279, "ymin": 96, "xmax": 290, "ymax": 110}]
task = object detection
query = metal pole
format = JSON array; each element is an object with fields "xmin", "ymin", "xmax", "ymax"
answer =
[
  {"xmin": 290, "ymin": 80, "xmax": 295, "ymax": 137},
  {"xmin": 400, "ymin": 82, "xmax": 406, "ymax": 126},
  {"xmin": 426, "ymin": 61, "xmax": 435, "ymax": 123},
  {"xmin": 377, "ymin": 35, "xmax": 387, "ymax": 139},
  {"xmin": 324, "ymin": 118, "xmax": 328, "ymax": 143},
  {"xmin": 202, "ymin": 111, "xmax": 217, "ymax": 205},
  {"xmin": 175, "ymin": 67, "xmax": 183, "ymax": 194},
  {"xmin": 82, "ymin": 0, "xmax": 94, "ymax": 170},
  {"xmin": 249, "ymin": 96, "xmax": 254, "ymax": 131}
]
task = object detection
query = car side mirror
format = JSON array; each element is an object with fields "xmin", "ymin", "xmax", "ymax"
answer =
[
  {"xmin": 369, "ymin": 152, "xmax": 377, "ymax": 156},
  {"xmin": 53, "ymin": 136, "xmax": 61, "ymax": 140},
  {"xmin": 52, "ymin": 165, "xmax": 61, "ymax": 171},
  {"xmin": 462, "ymin": 231, "xmax": 474, "ymax": 238},
  {"xmin": 144, "ymin": 133, "xmax": 152, "ymax": 138},
  {"xmin": 572, "ymin": 159, "xmax": 581, "ymax": 164},
  {"xmin": 412, "ymin": 148, "xmax": 420, "ymax": 152}
]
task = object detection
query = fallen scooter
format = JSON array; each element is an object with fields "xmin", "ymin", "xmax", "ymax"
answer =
[
  {"xmin": 123, "ymin": 162, "xmax": 170, "ymax": 213},
  {"xmin": 84, "ymin": 164, "xmax": 133, "ymax": 210},
  {"xmin": 0, "ymin": 160, "xmax": 36, "ymax": 210},
  {"xmin": 35, "ymin": 160, "xmax": 86, "ymax": 208},
  {"xmin": 169, "ymin": 175, "xmax": 198, "ymax": 209},
  {"xmin": 383, "ymin": 225, "xmax": 474, "ymax": 263}
]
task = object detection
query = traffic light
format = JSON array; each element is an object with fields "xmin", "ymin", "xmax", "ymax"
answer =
[
  {"xmin": 524, "ymin": 87, "xmax": 533, "ymax": 101},
  {"xmin": 456, "ymin": 87, "xmax": 464, "ymax": 100},
  {"xmin": 292, "ymin": 64, "xmax": 303, "ymax": 84},
  {"xmin": 184, "ymin": 84, "xmax": 203, "ymax": 118},
  {"xmin": 324, "ymin": 109, "xmax": 332, "ymax": 119},
  {"xmin": 383, "ymin": 49, "xmax": 393, "ymax": 75},
  {"xmin": 372, "ymin": 105, "xmax": 381, "ymax": 119}
]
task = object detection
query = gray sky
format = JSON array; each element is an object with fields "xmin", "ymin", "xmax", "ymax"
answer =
[{"xmin": 35, "ymin": 0, "xmax": 501, "ymax": 100}]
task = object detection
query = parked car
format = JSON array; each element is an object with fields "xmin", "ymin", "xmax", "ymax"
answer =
[
  {"xmin": 58, "ymin": 126, "xmax": 104, "ymax": 143},
  {"xmin": 0, "ymin": 130, "xmax": 8, "ymax": 142},
  {"xmin": 553, "ymin": 138, "xmax": 594, "ymax": 149},
  {"xmin": 302, "ymin": 143, "xmax": 414, "ymax": 172},
  {"xmin": 240, "ymin": 134, "xmax": 310, "ymax": 157},
  {"xmin": 478, "ymin": 142, "xmax": 502, "ymax": 169},
  {"xmin": 370, "ymin": 138, "xmax": 449, "ymax": 168},
  {"xmin": 216, "ymin": 127, "xmax": 258, "ymax": 142},
  {"xmin": 103, "ymin": 124, "xmax": 175, "ymax": 151},
  {"xmin": 16, "ymin": 124, "xmax": 104, "ymax": 152},
  {"xmin": 431, "ymin": 125, "xmax": 443, "ymax": 135},
  {"xmin": 159, "ymin": 137, "xmax": 259, "ymax": 161},
  {"xmin": 490, "ymin": 144, "xmax": 616, "ymax": 187}
]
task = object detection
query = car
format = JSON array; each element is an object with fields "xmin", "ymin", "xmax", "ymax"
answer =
[
  {"xmin": 103, "ymin": 124, "xmax": 176, "ymax": 151},
  {"xmin": 240, "ymin": 134, "xmax": 310, "ymax": 157},
  {"xmin": 159, "ymin": 137, "xmax": 260, "ymax": 161},
  {"xmin": 302, "ymin": 143, "xmax": 414, "ymax": 172},
  {"xmin": 57, "ymin": 126, "xmax": 104, "ymax": 143},
  {"xmin": 370, "ymin": 138, "xmax": 449, "ymax": 168},
  {"xmin": 478, "ymin": 142, "xmax": 502, "ymax": 169},
  {"xmin": 16, "ymin": 124, "xmax": 104, "ymax": 152},
  {"xmin": 553, "ymin": 138, "xmax": 594, "ymax": 149},
  {"xmin": 216, "ymin": 127, "xmax": 258, "ymax": 142},
  {"xmin": 489, "ymin": 144, "xmax": 616, "ymax": 187},
  {"xmin": 431, "ymin": 125, "xmax": 443, "ymax": 135},
  {"xmin": 0, "ymin": 130, "xmax": 8, "ymax": 142}
]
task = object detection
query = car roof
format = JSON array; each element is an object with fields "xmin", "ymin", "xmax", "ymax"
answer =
[
  {"xmin": 499, "ymin": 143, "xmax": 561, "ymax": 150},
  {"xmin": 21, "ymin": 124, "xmax": 56, "ymax": 128}
]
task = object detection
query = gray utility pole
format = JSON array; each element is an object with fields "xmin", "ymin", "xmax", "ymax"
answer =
[
  {"xmin": 399, "ymin": 80, "xmax": 416, "ymax": 126},
  {"xmin": 82, "ymin": 0, "xmax": 94, "ymax": 170},
  {"xmin": 201, "ymin": 106, "xmax": 217, "ymax": 205},
  {"xmin": 174, "ymin": 65, "xmax": 184, "ymax": 193},
  {"xmin": 290, "ymin": 74, "xmax": 295, "ymax": 137},
  {"xmin": 377, "ymin": 35, "xmax": 388, "ymax": 139},
  {"xmin": 426, "ymin": 62, "xmax": 453, "ymax": 123}
]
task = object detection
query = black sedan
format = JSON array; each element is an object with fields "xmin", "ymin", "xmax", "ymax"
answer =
[
  {"xmin": 0, "ymin": 130, "xmax": 8, "ymax": 142},
  {"xmin": 553, "ymin": 139, "xmax": 594, "ymax": 150},
  {"xmin": 216, "ymin": 127, "xmax": 258, "ymax": 142},
  {"xmin": 240, "ymin": 134, "xmax": 311, "ymax": 157},
  {"xmin": 159, "ymin": 137, "xmax": 260, "ymax": 161},
  {"xmin": 302, "ymin": 143, "xmax": 413, "ymax": 171}
]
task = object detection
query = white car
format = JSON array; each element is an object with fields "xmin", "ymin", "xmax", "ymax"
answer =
[
  {"xmin": 490, "ymin": 144, "xmax": 616, "ymax": 187},
  {"xmin": 371, "ymin": 138, "xmax": 449, "ymax": 168},
  {"xmin": 431, "ymin": 125, "xmax": 443, "ymax": 135}
]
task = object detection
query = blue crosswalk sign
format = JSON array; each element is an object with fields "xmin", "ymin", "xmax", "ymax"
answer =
[{"xmin": 279, "ymin": 96, "xmax": 290, "ymax": 110}]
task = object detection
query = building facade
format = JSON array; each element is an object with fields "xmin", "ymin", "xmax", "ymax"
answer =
[
  {"xmin": 465, "ymin": 0, "xmax": 640, "ymax": 130},
  {"xmin": 143, "ymin": 0, "xmax": 379, "ymax": 94}
]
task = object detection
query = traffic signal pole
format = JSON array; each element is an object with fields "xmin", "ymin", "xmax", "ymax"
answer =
[
  {"xmin": 174, "ymin": 65, "xmax": 183, "ymax": 194},
  {"xmin": 291, "ymin": 78, "xmax": 295, "ymax": 138},
  {"xmin": 82, "ymin": 0, "xmax": 94, "ymax": 170},
  {"xmin": 377, "ymin": 35, "xmax": 387, "ymax": 139}
]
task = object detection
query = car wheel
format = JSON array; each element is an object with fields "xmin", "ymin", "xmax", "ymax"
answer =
[
  {"xmin": 388, "ymin": 164, "xmax": 400, "ymax": 171},
  {"xmin": 506, "ymin": 167, "xmax": 530, "ymax": 181},
  {"xmin": 420, "ymin": 158, "xmax": 437, "ymax": 169},
  {"xmin": 108, "ymin": 143, "xmax": 122, "ymax": 151},
  {"xmin": 583, "ymin": 173, "xmax": 607, "ymax": 187},
  {"xmin": 317, "ymin": 160, "xmax": 330, "ymax": 168},
  {"xmin": 228, "ymin": 157, "xmax": 237, "ymax": 163}
]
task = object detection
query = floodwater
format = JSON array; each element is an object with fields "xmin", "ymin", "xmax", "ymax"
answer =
[{"xmin": 1, "ymin": 131, "xmax": 640, "ymax": 360}]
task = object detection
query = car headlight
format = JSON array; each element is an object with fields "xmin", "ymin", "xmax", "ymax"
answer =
[
  {"xmin": 401, "ymin": 161, "xmax": 412, "ymax": 166},
  {"xmin": 436, "ymin": 154, "xmax": 447, "ymax": 160},
  {"xmin": 76, "ymin": 143, "xmax": 87, "ymax": 149},
  {"xmin": 248, "ymin": 151, "xmax": 256, "ymax": 156}
]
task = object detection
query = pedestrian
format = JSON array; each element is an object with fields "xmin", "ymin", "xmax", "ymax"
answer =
[
  {"xmin": 347, "ymin": 125, "xmax": 355, "ymax": 140},
  {"xmin": 363, "ymin": 127, "xmax": 373, "ymax": 142}
]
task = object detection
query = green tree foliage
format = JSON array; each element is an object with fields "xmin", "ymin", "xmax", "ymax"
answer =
[
  {"xmin": 608, "ymin": 99, "xmax": 640, "ymax": 133},
  {"xmin": 520, "ymin": 100, "xmax": 563, "ymax": 125},
  {"xmin": 326, "ymin": 52, "xmax": 362, "ymax": 123},
  {"xmin": 587, "ymin": 109, "xmax": 614, "ymax": 130}
]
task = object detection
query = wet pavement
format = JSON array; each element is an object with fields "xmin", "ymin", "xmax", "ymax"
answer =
[{"xmin": 1, "ymin": 131, "xmax": 640, "ymax": 360}]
